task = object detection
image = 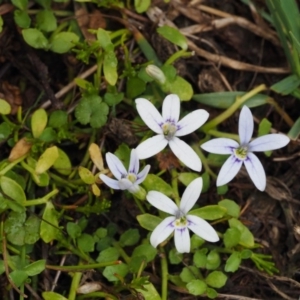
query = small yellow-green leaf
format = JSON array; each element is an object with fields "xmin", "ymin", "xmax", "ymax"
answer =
[
  {"xmin": 103, "ymin": 50, "xmax": 118, "ymax": 86},
  {"xmin": 228, "ymin": 218, "xmax": 254, "ymax": 248},
  {"xmin": 0, "ymin": 176, "xmax": 26, "ymax": 203},
  {"xmin": 136, "ymin": 283, "xmax": 162, "ymax": 300},
  {"xmin": 35, "ymin": 146, "xmax": 59, "ymax": 174},
  {"xmin": 157, "ymin": 26, "xmax": 187, "ymax": 50},
  {"xmin": 189, "ymin": 205, "xmax": 226, "ymax": 220},
  {"xmin": 0, "ymin": 99, "xmax": 11, "ymax": 115},
  {"xmin": 167, "ymin": 76, "xmax": 193, "ymax": 101},
  {"xmin": 89, "ymin": 143, "xmax": 104, "ymax": 171},
  {"xmin": 91, "ymin": 183, "xmax": 101, "ymax": 196},
  {"xmin": 78, "ymin": 166, "xmax": 95, "ymax": 184},
  {"xmin": 142, "ymin": 174, "xmax": 173, "ymax": 196},
  {"xmin": 42, "ymin": 292, "xmax": 68, "ymax": 300},
  {"xmin": 97, "ymin": 28, "xmax": 112, "ymax": 51},
  {"xmin": 31, "ymin": 108, "xmax": 48, "ymax": 138},
  {"xmin": 53, "ymin": 148, "xmax": 72, "ymax": 175},
  {"xmin": 137, "ymin": 214, "xmax": 162, "ymax": 231}
]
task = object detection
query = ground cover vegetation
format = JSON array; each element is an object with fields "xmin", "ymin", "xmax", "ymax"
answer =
[{"xmin": 0, "ymin": 0, "xmax": 300, "ymax": 299}]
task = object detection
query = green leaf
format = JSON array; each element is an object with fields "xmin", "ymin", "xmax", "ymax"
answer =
[
  {"xmin": 52, "ymin": 148, "xmax": 72, "ymax": 175},
  {"xmin": 24, "ymin": 214, "xmax": 41, "ymax": 244},
  {"xmin": 225, "ymin": 252, "xmax": 241, "ymax": 272},
  {"xmin": 288, "ymin": 116, "xmax": 300, "ymax": 140},
  {"xmin": 189, "ymin": 205, "xmax": 226, "ymax": 220},
  {"xmin": 0, "ymin": 16, "xmax": 3, "ymax": 33},
  {"xmin": 0, "ymin": 176, "xmax": 26, "ymax": 203},
  {"xmin": 103, "ymin": 263, "xmax": 128, "ymax": 282},
  {"xmin": 35, "ymin": 146, "xmax": 59, "ymax": 174},
  {"xmin": 11, "ymin": 0, "xmax": 28, "ymax": 10},
  {"xmin": 104, "ymin": 92, "xmax": 123, "ymax": 106},
  {"xmin": 178, "ymin": 172, "xmax": 199, "ymax": 186},
  {"xmin": 157, "ymin": 26, "xmax": 187, "ymax": 50},
  {"xmin": 114, "ymin": 143, "xmax": 131, "ymax": 169},
  {"xmin": 167, "ymin": 76, "xmax": 193, "ymax": 101},
  {"xmin": 258, "ymin": 118, "xmax": 272, "ymax": 156},
  {"xmin": 191, "ymin": 234, "xmax": 205, "ymax": 250},
  {"xmin": 132, "ymin": 244, "xmax": 157, "ymax": 262},
  {"xmin": 14, "ymin": 10, "xmax": 31, "ymax": 28},
  {"xmin": 217, "ymin": 184, "xmax": 228, "ymax": 195},
  {"xmin": 0, "ymin": 122, "xmax": 13, "ymax": 141},
  {"xmin": 134, "ymin": 0, "xmax": 151, "ymax": 13},
  {"xmin": 96, "ymin": 247, "xmax": 119, "ymax": 263},
  {"xmin": 136, "ymin": 282, "xmax": 162, "ymax": 300},
  {"xmin": 4, "ymin": 211, "xmax": 26, "ymax": 245},
  {"xmin": 168, "ymin": 248, "xmax": 183, "ymax": 264},
  {"xmin": 75, "ymin": 95, "xmax": 109, "ymax": 128},
  {"xmin": 137, "ymin": 214, "xmax": 162, "ymax": 231},
  {"xmin": 77, "ymin": 233, "xmax": 95, "ymax": 252},
  {"xmin": 180, "ymin": 266, "xmax": 200, "ymax": 283},
  {"xmin": 193, "ymin": 249, "xmax": 207, "ymax": 268},
  {"xmin": 218, "ymin": 199, "xmax": 240, "ymax": 218},
  {"xmin": 126, "ymin": 76, "xmax": 146, "ymax": 98},
  {"xmin": 0, "ymin": 260, "xmax": 5, "ymax": 275},
  {"xmin": 40, "ymin": 201, "xmax": 61, "ymax": 243},
  {"xmin": 241, "ymin": 249, "xmax": 252, "ymax": 259},
  {"xmin": 24, "ymin": 259, "xmax": 46, "ymax": 276},
  {"xmin": 271, "ymin": 74, "xmax": 300, "ymax": 95},
  {"xmin": 205, "ymin": 271, "xmax": 227, "ymax": 288},
  {"xmin": 223, "ymin": 227, "xmax": 241, "ymax": 249},
  {"xmin": 50, "ymin": 32, "xmax": 79, "ymax": 53},
  {"xmin": 206, "ymin": 250, "xmax": 221, "ymax": 270},
  {"xmin": 206, "ymin": 287, "xmax": 218, "ymax": 299},
  {"xmin": 104, "ymin": 50, "xmax": 118, "ymax": 86},
  {"xmin": 22, "ymin": 28, "xmax": 49, "ymax": 49},
  {"xmin": 66, "ymin": 222, "xmax": 81, "ymax": 239},
  {"xmin": 142, "ymin": 174, "xmax": 173, "ymax": 196},
  {"xmin": 42, "ymin": 292, "xmax": 68, "ymax": 300},
  {"xmin": 228, "ymin": 218, "xmax": 254, "ymax": 248},
  {"xmin": 202, "ymin": 171, "xmax": 210, "ymax": 193},
  {"xmin": 48, "ymin": 110, "xmax": 68, "ymax": 128},
  {"xmin": 39, "ymin": 127, "xmax": 57, "ymax": 143},
  {"xmin": 119, "ymin": 228, "xmax": 140, "ymax": 246},
  {"xmin": 186, "ymin": 279, "xmax": 207, "ymax": 296},
  {"xmin": 78, "ymin": 166, "xmax": 95, "ymax": 184},
  {"xmin": 9, "ymin": 270, "xmax": 28, "ymax": 287},
  {"xmin": 97, "ymin": 28, "xmax": 112, "ymax": 51},
  {"xmin": 36, "ymin": 10, "xmax": 57, "ymax": 32},
  {"xmin": 193, "ymin": 91, "xmax": 268, "ymax": 108},
  {"xmin": 31, "ymin": 108, "xmax": 48, "ymax": 138}
]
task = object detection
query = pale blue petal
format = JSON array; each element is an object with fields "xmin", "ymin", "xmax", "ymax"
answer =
[
  {"xmin": 136, "ymin": 165, "xmax": 150, "ymax": 185},
  {"xmin": 162, "ymin": 94, "xmax": 180, "ymax": 123},
  {"xmin": 201, "ymin": 138, "xmax": 239, "ymax": 154},
  {"xmin": 249, "ymin": 134, "xmax": 290, "ymax": 152},
  {"xmin": 217, "ymin": 155, "xmax": 243, "ymax": 186},
  {"xmin": 176, "ymin": 109, "xmax": 209, "ymax": 137},
  {"xmin": 135, "ymin": 98, "xmax": 163, "ymax": 134},
  {"xmin": 118, "ymin": 178, "xmax": 135, "ymax": 191},
  {"xmin": 136, "ymin": 135, "xmax": 168, "ymax": 159},
  {"xmin": 106, "ymin": 152, "xmax": 127, "ymax": 180},
  {"xmin": 244, "ymin": 152, "xmax": 266, "ymax": 191},
  {"xmin": 239, "ymin": 106, "xmax": 253, "ymax": 145},
  {"xmin": 150, "ymin": 216, "xmax": 176, "ymax": 248},
  {"xmin": 146, "ymin": 191, "xmax": 178, "ymax": 215},
  {"xmin": 129, "ymin": 149, "xmax": 139, "ymax": 174},
  {"xmin": 187, "ymin": 215, "xmax": 219, "ymax": 242},
  {"xmin": 169, "ymin": 137, "xmax": 202, "ymax": 172},
  {"xmin": 180, "ymin": 178, "xmax": 202, "ymax": 214},
  {"xmin": 174, "ymin": 227, "xmax": 190, "ymax": 253},
  {"xmin": 99, "ymin": 174, "xmax": 120, "ymax": 190}
]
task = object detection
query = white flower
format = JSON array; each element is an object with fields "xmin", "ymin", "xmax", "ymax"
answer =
[
  {"xmin": 135, "ymin": 94, "xmax": 209, "ymax": 172},
  {"xmin": 201, "ymin": 106, "xmax": 290, "ymax": 191},
  {"xmin": 147, "ymin": 178, "xmax": 219, "ymax": 253},
  {"xmin": 99, "ymin": 149, "xmax": 150, "ymax": 194}
]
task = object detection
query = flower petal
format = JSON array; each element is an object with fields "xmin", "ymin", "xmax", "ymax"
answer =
[
  {"xmin": 187, "ymin": 215, "xmax": 219, "ymax": 242},
  {"xmin": 239, "ymin": 106, "xmax": 253, "ymax": 145},
  {"xmin": 180, "ymin": 177, "xmax": 202, "ymax": 214},
  {"xmin": 162, "ymin": 94, "xmax": 180, "ymax": 123},
  {"xmin": 169, "ymin": 137, "xmax": 202, "ymax": 172},
  {"xmin": 146, "ymin": 191, "xmax": 178, "ymax": 215},
  {"xmin": 128, "ymin": 149, "xmax": 139, "ymax": 174},
  {"xmin": 216, "ymin": 155, "xmax": 243, "ymax": 186},
  {"xmin": 176, "ymin": 109, "xmax": 209, "ymax": 137},
  {"xmin": 201, "ymin": 138, "xmax": 239, "ymax": 154},
  {"xmin": 118, "ymin": 178, "xmax": 138, "ymax": 193},
  {"xmin": 136, "ymin": 135, "xmax": 168, "ymax": 159},
  {"xmin": 136, "ymin": 165, "xmax": 151, "ymax": 185},
  {"xmin": 249, "ymin": 134, "xmax": 290, "ymax": 152},
  {"xmin": 150, "ymin": 216, "xmax": 176, "ymax": 248},
  {"xmin": 174, "ymin": 227, "xmax": 190, "ymax": 253},
  {"xmin": 106, "ymin": 152, "xmax": 127, "ymax": 180},
  {"xmin": 244, "ymin": 152, "xmax": 266, "ymax": 191},
  {"xmin": 99, "ymin": 174, "xmax": 120, "ymax": 190},
  {"xmin": 135, "ymin": 98, "xmax": 164, "ymax": 134}
]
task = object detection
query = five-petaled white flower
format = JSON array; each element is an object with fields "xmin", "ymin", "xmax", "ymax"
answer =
[
  {"xmin": 135, "ymin": 94, "xmax": 209, "ymax": 172},
  {"xmin": 147, "ymin": 178, "xmax": 219, "ymax": 253},
  {"xmin": 99, "ymin": 149, "xmax": 150, "ymax": 195},
  {"xmin": 201, "ymin": 106, "xmax": 290, "ymax": 191}
]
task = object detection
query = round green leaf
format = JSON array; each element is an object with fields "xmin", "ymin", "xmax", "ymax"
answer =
[
  {"xmin": 24, "ymin": 259, "xmax": 46, "ymax": 276},
  {"xmin": 193, "ymin": 249, "xmax": 207, "ymax": 268},
  {"xmin": 42, "ymin": 292, "xmax": 68, "ymax": 300},
  {"xmin": 132, "ymin": 244, "xmax": 157, "ymax": 262},
  {"xmin": 180, "ymin": 266, "xmax": 200, "ymax": 283},
  {"xmin": 9, "ymin": 270, "xmax": 28, "ymax": 287},
  {"xmin": 136, "ymin": 213, "xmax": 162, "ymax": 231},
  {"xmin": 142, "ymin": 174, "xmax": 173, "ymax": 196},
  {"xmin": 35, "ymin": 146, "xmax": 59, "ymax": 174},
  {"xmin": 31, "ymin": 108, "xmax": 48, "ymax": 138},
  {"xmin": 48, "ymin": 110, "xmax": 68, "ymax": 128},
  {"xmin": 103, "ymin": 263, "xmax": 128, "ymax": 282},
  {"xmin": 206, "ymin": 287, "xmax": 218, "ymax": 299},
  {"xmin": 223, "ymin": 227, "xmax": 241, "ymax": 249},
  {"xmin": 228, "ymin": 218, "xmax": 254, "ymax": 248},
  {"xmin": 225, "ymin": 252, "xmax": 241, "ymax": 273},
  {"xmin": 169, "ymin": 248, "xmax": 183, "ymax": 264},
  {"xmin": 205, "ymin": 271, "xmax": 227, "ymax": 288},
  {"xmin": 22, "ymin": 28, "xmax": 48, "ymax": 49},
  {"xmin": 189, "ymin": 205, "xmax": 226, "ymax": 220},
  {"xmin": 66, "ymin": 222, "xmax": 81, "ymax": 239},
  {"xmin": 218, "ymin": 199, "xmax": 240, "ymax": 218},
  {"xmin": 186, "ymin": 279, "xmax": 207, "ymax": 296},
  {"xmin": 206, "ymin": 250, "xmax": 221, "ymax": 270},
  {"xmin": 167, "ymin": 76, "xmax": 193, "ymax": 101},
  {"xmin": 0, "ymin": 176, "xmax": 26, "ymax": 203},
  {"xmin": 134, "ymin": 0, "xmax": 151, "ymax": 13},
  {"xmin": 119, "ymin": 228, "xmax": 140, "ymax": 246},
  {"xmin": 78, "ymin": 166, "xmax": 95, "ymax": 184},
  {"xmin": 50, "ymin": 32, "xmax": 79, "ymax": 53},
  {"xmin": 178, "ymin": 172, "xmax": 199, "ymax": 186},
  {"xmin": 53, "ymin": 148, "xmax": 72, "ymax": 175},
  {"xmin": 77, "ymin": 233, "xmax": 95, "ymax": 252},
  {"xmin": 36, "ymin": 10, "xmax": 57, "ymax": 32},
  {"xmin": 96, "ymin": 247, "xmax": 119, "ymax": 263},
  {"xmin": 0, "ymin": 99, "xmax": 11, "ymax": 115}
]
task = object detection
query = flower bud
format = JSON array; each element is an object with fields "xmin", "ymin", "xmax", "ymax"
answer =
[
  {"xmin": 146, "ymin": 65, "xmax": 166, "ymax": 84},
  {"xmin": 132, "ymin": 186, "xmax": 147, "ymax": 200}
]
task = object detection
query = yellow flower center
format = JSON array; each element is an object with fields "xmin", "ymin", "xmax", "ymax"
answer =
[
  {"xmin": 234, "ymin": 146, "xmax": 248, "ymax": 160},
  {"xmin": 162, "ymin": 122, "xmax": 177, "ymax": 140},
  {"xmin": 126, "ymin": 173, "xmax": 137, "ymax": 183}
]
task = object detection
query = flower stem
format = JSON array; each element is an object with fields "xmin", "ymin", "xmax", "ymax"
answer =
[
  {"xmin": 160, "ymin": 247, "xmax": 168, "ymax": 300},
  {"xmin": 170, "ymin": 168, "xmax": 180, "ymax": 206},
  {"xmin": 202, "ymin": 84, "xmax": 267, "ymax": 132}
]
